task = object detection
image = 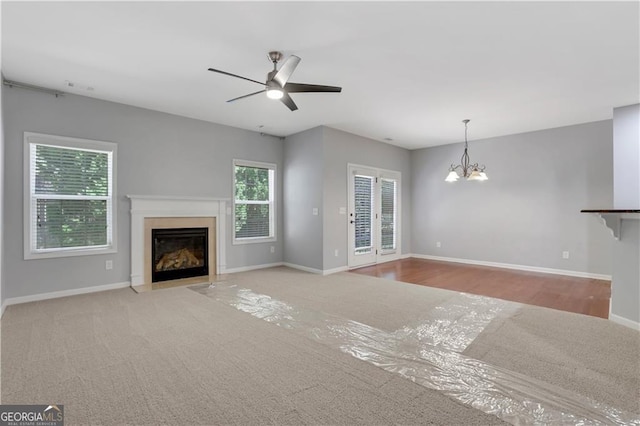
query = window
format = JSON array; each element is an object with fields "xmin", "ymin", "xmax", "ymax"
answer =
[
  {"xmin": 24, "ymin": 132, "xmax": 117, "ymax": 259},
  {"xmin": 354, "ymin": 175, "xmax": 374, "ymax": 254},
  {"xmin": 233, "ymin": 159, "xmax": 276, "ymax": 243},
  {"xmin": 380, "ymin": 178, "xmax": 397, "ymax": 251}
]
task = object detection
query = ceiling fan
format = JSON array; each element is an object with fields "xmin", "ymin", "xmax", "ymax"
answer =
[{"xmin": 207, "ymin": 51, "xmax": 342, "ymax": 111}]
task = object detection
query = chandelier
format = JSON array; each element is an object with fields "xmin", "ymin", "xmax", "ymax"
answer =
[{"xmin": 445, "ymin": 119, "xmax": 488, "ymax": 182}]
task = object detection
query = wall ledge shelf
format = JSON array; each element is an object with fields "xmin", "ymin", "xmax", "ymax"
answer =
[{"xmin": 581, "ymin": 210, "xmax": 640, "ymax": 240}]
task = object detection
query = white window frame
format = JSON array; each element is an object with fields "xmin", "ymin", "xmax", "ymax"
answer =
[
  {"xmin": 232, "ymin": 159, "xmax": 276, "ymax": 245},
  {"xmin": 23, "ymin": 132, "xmax": 117, "ymax": 260}
]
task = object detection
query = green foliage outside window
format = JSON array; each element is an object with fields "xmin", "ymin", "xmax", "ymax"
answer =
[
  {"xmin": 34, "ymin": 145, "xmax": 110, "ymax": 249},
  {"xmin": 234, "ymin": 165, "xmax": 272, "ymax": 239},
  {"xmin": 35, "ymin": 145, "xmax": 109, "ymax": 196},
  {"xmin": 234, "ymin": 166, "xmax": 269, "ymax": 201}
]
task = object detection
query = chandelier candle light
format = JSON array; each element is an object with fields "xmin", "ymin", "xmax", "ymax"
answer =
[{"xmin": 445, "ymin": 119, "xmax": 488, "ymax": 182}]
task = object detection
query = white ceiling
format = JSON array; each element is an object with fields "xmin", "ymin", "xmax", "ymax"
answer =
[{"xmin": 2, "ymin": 1, "xmax": 638, "ymax": 149}]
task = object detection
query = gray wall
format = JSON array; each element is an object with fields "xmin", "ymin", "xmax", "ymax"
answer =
[
  {"xmin": 322, "ymin": 127, "xmax": 412, "ymax": 270},
  {"xmin": 282, "ymin": 126, "xmax": 412, "ymax": 272},
  {"xmin": 612, "ymin": 220, "xmax": 640, "ymax": 323},
  {"xmin": 3, "ymin": 87, "xmax": 283, "ymax": 299},
  {"xmin": 611, "ymin": 103, "xmax": 640, "ymax": 324},
  {"xmin": 283, "ymin": 127, "xmax": 324, "ymax": 270},
  {"xmin": 1, "ymin": 84, "xmax": 626, "ymax": 303},
  {"xmin": 613, "ymin": 104, "xmax": 640, "ymax": 209},
  {"xmin": 411, "ymin": 121, "xmax": 613, "ymax": 275},
  {"xmin": 0, "ymin": 75, "xmax": 4, "ymax": 308}
]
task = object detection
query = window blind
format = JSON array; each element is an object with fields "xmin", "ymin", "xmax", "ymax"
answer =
[
  {"xmin": 380, "ymin": 178, "xmax": 396, "ymax": 251},
  {"xmin": 354, "ymin": 175, "xmax": 374, "ymax": 254},
  {"xmin": 234, "ymin": 164, "xmax": 274, "ymax": 239},
  {"xmin": 31, "ymin": 144, "xmax": 112, "ymax": 251}
]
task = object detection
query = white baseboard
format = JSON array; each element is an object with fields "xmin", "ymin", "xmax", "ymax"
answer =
[
  {"xmin": 323, "ymin": 266, "xmax": 348, "ymax": 275},
  {"xmin": 283, "ymin": 262, "xmax": 324, "ymax": 274},
  {"xmin": 1, "ymin": 300, "xmax": 7, "ymax": 318},
  {"xmin": 610, "ymin": 314, "xmax": 640, "ymax": 331},
  {"xmin": 345, "ymin": 253, "xmax": 408, "ymax": 271},
  {"xmin": 219, "ymin": 262, "xmax": 345, "ymax": 276},
  {"xmin": 2, "ymin": 281, "xmax": 131, "ymax": 311},
  {"xmin": 283, "ymin": 263, "xmax": 348, "ymax": 275},
  {"xmin": 222, "ymin": 262, "xmax": 284, "ymax": 274},
  {"xmin": 411, "ymin": 254, "xmax": 611, "ymax": 281}
]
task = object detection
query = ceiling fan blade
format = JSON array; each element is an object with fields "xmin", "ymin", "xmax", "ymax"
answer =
[
  {"xmin": 227, "ymin": 90, "xmax": 265, "ymax": 103},
  {"xmin": 208, "ymin": 68, "xmax": 265, "ymax": 86},
  {"xmin": 280, "ymin": 92, "xmax": 298, "ymax": 111},
  {"xmin": 284, "ymin": 83, "xmax": 342, "ymax": 93},
  {"xmin": 273, "ymin": 55, "xmax": 301, "ymax": 87}
]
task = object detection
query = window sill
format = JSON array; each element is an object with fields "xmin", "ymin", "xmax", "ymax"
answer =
[
  {"xmin": 25, "ymin": 246, "xmax": 117, "ymax": 260},
  {"xmin": 232, "ymin": 237, "xmax": 277, "ymax": 246}
]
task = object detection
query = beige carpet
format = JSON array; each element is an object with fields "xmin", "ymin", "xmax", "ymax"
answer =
[{"xmin": 1, "ymin": 266, "xmax": 638, "ymax": 425}]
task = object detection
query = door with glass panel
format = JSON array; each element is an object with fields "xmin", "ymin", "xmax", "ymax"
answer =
[{"xmin": 348, "ymin": 165, "xmax": 400, "ymax": 268}]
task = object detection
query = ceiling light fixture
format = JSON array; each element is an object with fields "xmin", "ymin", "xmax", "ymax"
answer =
[
  {"xmin": 266, "ymin": 86, "xmax": 284, "ymax": 100},
  {"xmin": 445, "ymin": 119, "xmax": 488, "ymax": 182},
  {"xmin": 265, "ymin": 79, "xmax": 284, "ymax": 99}
]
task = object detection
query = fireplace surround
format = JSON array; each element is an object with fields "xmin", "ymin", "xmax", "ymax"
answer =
[{"xmin": 128, "ymin": 195, "xmax": 227, "ymax": 292}]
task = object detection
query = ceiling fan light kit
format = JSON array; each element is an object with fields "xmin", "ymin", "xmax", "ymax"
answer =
[
  {"xmin": 266, "ymin": 89, "xmax": 284, "ymax": 100},
  {"xmin": 445, "ymin": 119, "xmax": 488, "ymax": 182},
  {"xmin": 266, "ymin": 81, "xmax": 284, "ymax": 99},
  {"xmin": 207, "ymin": 51, "xmax": 342, "ymax": 111}
]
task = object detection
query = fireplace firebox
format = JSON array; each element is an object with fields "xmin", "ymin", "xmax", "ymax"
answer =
[{"xmin": 152, "ymin": 227, "xmax": 208, "ymax": 282}]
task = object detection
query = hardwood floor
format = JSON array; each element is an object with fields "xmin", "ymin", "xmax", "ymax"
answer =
[{"xmin": 350, "ymin": 258, "xmax": 611, "ymax": 318}]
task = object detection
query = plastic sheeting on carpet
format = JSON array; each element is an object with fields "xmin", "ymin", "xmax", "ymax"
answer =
[
  {"xmin": 394, "ymin": 292, "xmax": 519, "ymax": 353},
  {"xmin": 190, "ymin": 282, "xmax": 640, "ymax": 425}
]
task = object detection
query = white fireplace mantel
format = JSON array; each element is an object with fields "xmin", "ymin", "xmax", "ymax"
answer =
[{"xmin": 127, "ymin": 195, "xmax": 228, "ymax": 288}]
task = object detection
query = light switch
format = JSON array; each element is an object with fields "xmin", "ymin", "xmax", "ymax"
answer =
[{"xmin": 312, "ymin": 208, "xmax": 318, "ymax": 215}]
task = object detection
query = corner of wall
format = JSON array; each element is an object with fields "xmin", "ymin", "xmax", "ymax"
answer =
[
  {"xmin": 282, "ymin": 127, "xmax": 324, "ymax": 270},
  {"xmin": 610, "ymin": 314, "xmax": 640, "ymax": 331},
  {"xmin": 0, "ymin": 69, "xmax": 5, "ymax": 315},
  {"xmin": 610, "ymin": 104, "xmax": 640, "ymax": 327}
]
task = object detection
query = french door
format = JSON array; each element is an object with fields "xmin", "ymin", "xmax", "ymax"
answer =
[{"xmin": 347, "ymin": 164, "xmax": 401, "ymax": 268}]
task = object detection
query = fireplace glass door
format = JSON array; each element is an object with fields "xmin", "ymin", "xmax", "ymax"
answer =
[{"xmin": 152, "ymin": 227, "xmax": 208, "ymax": 282}]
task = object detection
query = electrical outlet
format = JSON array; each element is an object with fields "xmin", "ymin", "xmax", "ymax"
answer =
[
  {"xmin": 562, "ymin": 251, "xmax": 570, "ymax": 259},
  {"xmin": 270, "ymin": 246, "xmax": 275, "ymax": 253},
  {"xmin": 334, "ymin": 249, "xmax": 339, "ymax": 257},
  {"xmin": 436, "ymin": 241, "xmax": 441, "ymax": 248},
  {"xmin": 312, "ymin": 208, "xmax": 318, "ymax": 216},
  {"xmin": 105, "ymin": 260, "xmax": 113, "ymax": 270}
]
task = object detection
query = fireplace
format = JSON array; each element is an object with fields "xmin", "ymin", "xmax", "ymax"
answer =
[
  {"xmin": 128, "ymin": 196, "xmax": 227, "ymax": 292},
  {"xmin": 152, "ymin": 227, "xmax": 208, "ymax": 282},
  {"xmin": 141, "ymin": 216, "xmax": 217, "ymax": 291}
]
